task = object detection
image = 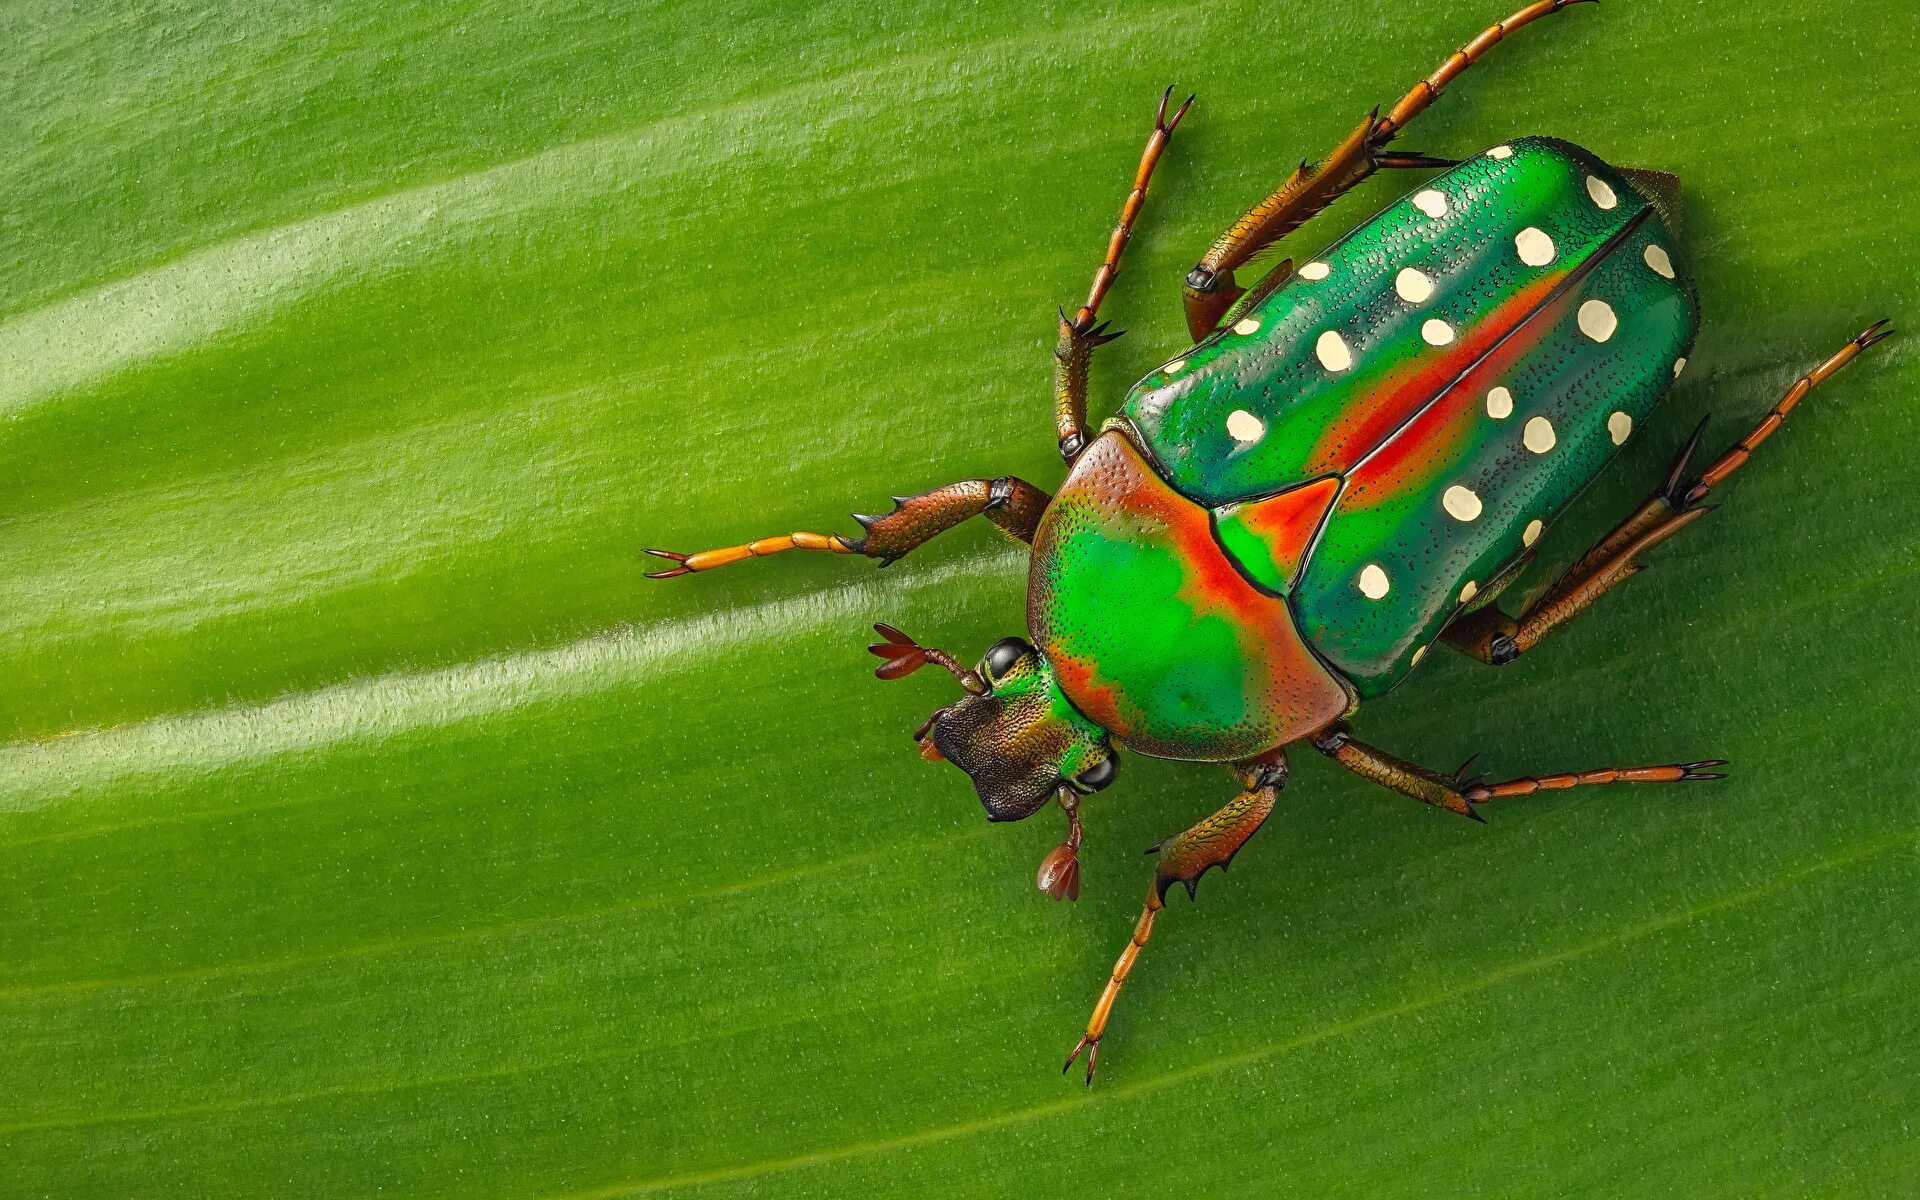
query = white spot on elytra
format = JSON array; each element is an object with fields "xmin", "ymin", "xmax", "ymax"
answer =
[
  {"xmin": 1165, "ymin": 358, "xmax": 1187, "ymax": 374},
  {"xmin": 1299, "ymin": 261, "xmax": 1331, "ymax": 280},
  {"xmin": 1489, "ymin": 145, "xmax": 1513, "ymax": 160},
  {"xmin": 1515, "ymin": 227, "xmax": 1556, "ymax": 267},
  {"xmin": 1486, "ymin": 386, "xmax": 1515, "ymax": 419},
  {"xmin": 1442, "ymin": 485, "xmax": 1483, "ymax": 522},
  {"xmin": 1644, "ymin": 244, "xmax": 1675, "ymax": 278},
  {"xmin": 1578, "ymin": 298, "xmax": 1618, "ymax": 342},
  {"xmin": 1524, "ymin": 415, "xmax": 1557, "ymax": 454},
  {"xmin": 1410, "ymin": 645, "xmax": 1427, "ymax": 667},
  {"xmin": 1523, "ymin": 518, "xmax": 1544, "ymax": 547},
  {"xmin": 1316, "ymin": 330, "xmax": 1353, "ymax": 371},
  {"xmin": 1232, "ymin": 316, "xmax": 1261, "ymax": 335},
  {"xmin": 1413, "ymin": 189, "xmax": 1449, "ymax": 218},
  {"xmin": 1674, "ymin": 357, "xmax": 1688, "ymax": 377},
  {"xmin": 1421, "ymin": 318, "xmax": 1455, "ymax": 346},
  {"xmin": 1358, "ymin": 563, "xmax": 1391, "ymax": 599},
  {"xmin": 1460, "ymin": 580, "xmax": 1479, "ymax": 604},
  {"xmin": 1226, "ymin": 408, "xmax": 1265, "ymax": 442},
  {"xmin": 1587, "ymin": 175, "xmax": 1618, "ymax": 210},
  {"xmin": 1608, "ymin": 411, "xmax": 1633, "ymax": 445},
  {"xmin": 1395, "ymin": 267, "xmax": 1434, "ymax": 304}
]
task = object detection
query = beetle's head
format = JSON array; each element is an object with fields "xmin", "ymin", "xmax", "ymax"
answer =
[{"xmin": 870, "ymin": 624, "xmax": 1117, "ymax": 822}]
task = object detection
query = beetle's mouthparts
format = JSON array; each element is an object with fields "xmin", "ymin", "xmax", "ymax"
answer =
[
  {"xmin": 867, "ymin": 623, "xmax": 987, "ymax": 694},
  {"xmin": 1037, "ymin": 787, "xmax": 1084, "ymax": 902},
  {"xmin": 912, "ymin": 709, "xmax": 949, "ymax": 762}
]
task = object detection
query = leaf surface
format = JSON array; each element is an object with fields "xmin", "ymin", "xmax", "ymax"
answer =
[{"xmin": 5, "ymin": 1, "xmax": 1919, "ymax": 1195}]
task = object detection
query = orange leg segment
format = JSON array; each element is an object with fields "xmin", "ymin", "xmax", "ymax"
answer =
[
  {"xmin": 1462, "ymin": 761, "xmax": 1727, "ymax": 803},
  {"xmin": 645, "ymin": 476, "xmax": 1049, "ymax": 578},
  {"xmin": 1312, "ymin": 721, "xmax": 1726, "ymax": 816},
  {"xmin": 1055, "ymin": 87, "xmax": 1192, "ymax": 460},
  {"xmin": 1684, "ymin": 319, "xmax": 1892, "ymax": 503},
  {"xmin": 643, "ymin": 531, "xmax": 853, "ymax": 577}
]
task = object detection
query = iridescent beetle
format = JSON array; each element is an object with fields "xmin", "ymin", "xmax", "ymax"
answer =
[{"xmin": 646, "ymin": 1, "xmax": 1890, "ymax": 1082}]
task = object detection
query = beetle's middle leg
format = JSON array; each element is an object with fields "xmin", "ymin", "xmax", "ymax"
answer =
[
  {"xmin": 1063, "ymin": 753, "xmax": 1285, "ymax": 1085},
  {"xmin": 1311, "ymin": 722, "xmax": 1726, "ymax": 819},
  {"xmin": 1054, "ymin": 87, "xmax": 1192, "ymax": 461},
  {"xmin": 643, "ymin": 476, "xmax": 1049, "ymax": 577},
  {"xmin": 1443, "ymin": 321, "xmax": 1892, "ymax": 664},
  {"xmin": 1182, "ymin": 0, "xmax": 1595, "ymax": 339}
]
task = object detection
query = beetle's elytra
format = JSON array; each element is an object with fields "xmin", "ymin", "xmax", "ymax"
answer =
[{"xmin": 646, "ymin": 0, "xmax": 1891, "ymax": 1083}]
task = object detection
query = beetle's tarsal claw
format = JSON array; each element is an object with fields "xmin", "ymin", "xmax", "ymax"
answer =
[
  {"xmin": 1680, "ymin": 759, "xmax": 1730, "ymax": 781},
  {"xmin": 1161, "ymin": 90, "xmax": 1194, "ymax": 133},
  {"xmin": 641, "ymin": 548, "xmax": 692, "ymax": 579},
  {"xmin": 1859, "ymin": 318, "xmax": 1895, "ymax": 349},
  {"xmin": 1064, "ymin": 1034, "xmax": 1100, "ymax": 1085}
]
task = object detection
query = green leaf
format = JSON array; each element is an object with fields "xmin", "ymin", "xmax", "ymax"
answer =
[{"xmin": 5, "ymin": 1, "xmax": 1917, "ymax": 1195}]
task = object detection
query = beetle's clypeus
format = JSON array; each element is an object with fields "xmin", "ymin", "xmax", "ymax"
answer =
[{"xmin": 646, "ymin": 0, "xmax": 1892, "ymax": 1083}]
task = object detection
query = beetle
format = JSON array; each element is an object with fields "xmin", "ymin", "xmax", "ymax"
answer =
[{"xmin": 644, "ymin": 0, "xmax": 1890, "ymax": 1083}]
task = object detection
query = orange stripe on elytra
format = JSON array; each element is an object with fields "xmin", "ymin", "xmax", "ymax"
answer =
[
  {"xmin": 1305, "ymin": 269, "xmax": 1567, "ymax": 477},
  {"xmin": 1346, "ymin": 287, "xmax": 1572, "ymax": 507}
]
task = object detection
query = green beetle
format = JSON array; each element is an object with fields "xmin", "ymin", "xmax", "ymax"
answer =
[{"xmin": 646, "ymin": 0, "xmax": 1889, "ymax": 1083}]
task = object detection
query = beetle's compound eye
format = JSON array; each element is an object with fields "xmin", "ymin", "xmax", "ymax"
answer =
[
  {"xmin": 1075, "ymin": 754, "xmax": 1119, "ymax": 793},
  {"xmin": 982, "ymin": 637, "xmax": 1032, "ymax": 683}
]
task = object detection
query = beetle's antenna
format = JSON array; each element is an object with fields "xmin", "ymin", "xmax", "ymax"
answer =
[{"xmin": 868, "ymin": 623, "xmax": 988, "ymax": 694}]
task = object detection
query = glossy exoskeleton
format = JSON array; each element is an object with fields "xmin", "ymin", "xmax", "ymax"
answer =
[{"xmin": 646, "ymin": 1, "xmax": 1891, "ymax": 1082}]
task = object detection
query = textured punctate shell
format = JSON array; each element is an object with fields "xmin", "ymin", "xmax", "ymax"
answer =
[{"xmin": 1118, "ymin": 137, "xmax": 1697, "ymax": 697}]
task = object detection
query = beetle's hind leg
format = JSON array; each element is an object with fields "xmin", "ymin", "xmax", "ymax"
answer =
[
  {"xmin": 1443, "ymin": 321, "xmax": 1892, "ymax": 663},
  {"xmin": 1182, "ymin": 0, "xmax": 1595, "ymax": 339},
  {"xmin": 643, "ymin": 476, "xmax": 1049, "ymax": 577}
]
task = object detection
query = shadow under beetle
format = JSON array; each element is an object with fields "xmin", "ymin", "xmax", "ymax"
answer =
[{"xmin": 646, "ymin": 0, "xmax": 1891, "ymax": 1083}]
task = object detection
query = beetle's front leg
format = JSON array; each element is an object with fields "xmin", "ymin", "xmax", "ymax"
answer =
[
  {"xmin": 1064, "ymin": 753, "xmax": 1284, "ymax": 1085},
  {"xmin": 644, "ymin": 476, "xmax": 1050, "ymax": 577}
]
